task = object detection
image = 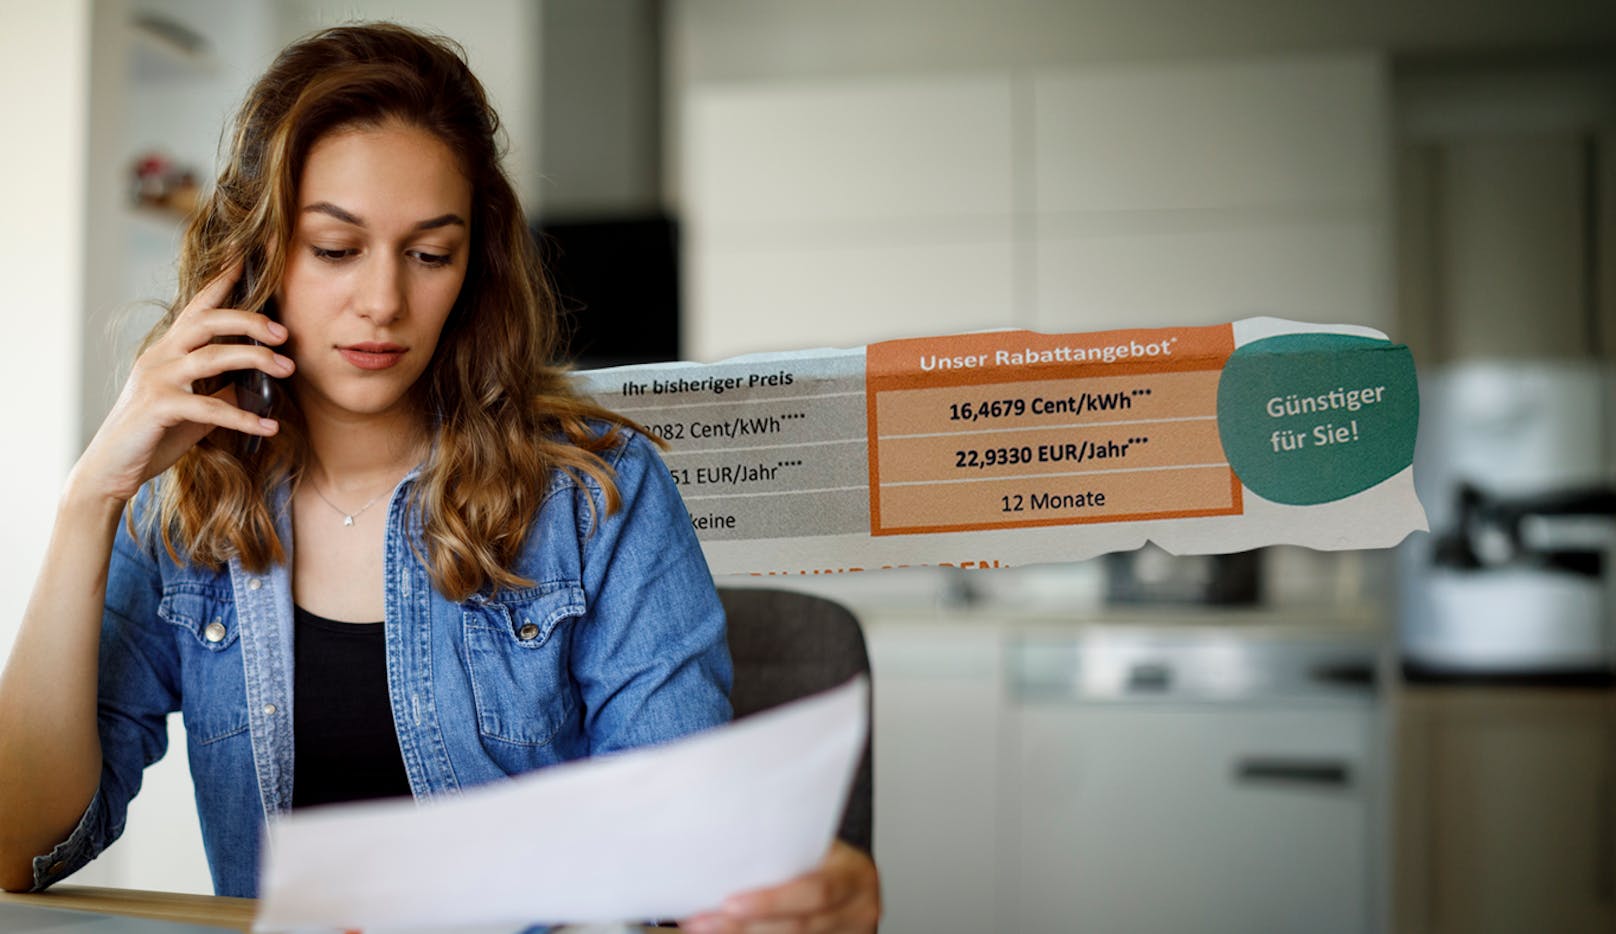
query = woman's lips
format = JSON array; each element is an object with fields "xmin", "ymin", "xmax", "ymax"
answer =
[{"xmin": 338, "ymin": 343, "xmax": 406, "ymax": 370}]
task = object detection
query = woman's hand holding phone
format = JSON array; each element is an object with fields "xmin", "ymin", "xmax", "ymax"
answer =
[{"xmin": 69, "ymin": 261, "xmax": 294, "ymax": 507}]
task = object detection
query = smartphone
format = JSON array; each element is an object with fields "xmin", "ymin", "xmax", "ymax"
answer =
[{"xmin": 229, "ymin": 256, "xmax": 277, "ymax": 455}]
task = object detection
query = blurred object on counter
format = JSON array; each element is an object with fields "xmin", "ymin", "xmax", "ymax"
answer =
[
  {"xmin": 1401, "ymin": 361, "xmax": 1616, "ymax": 678},
  {"xmin": 1104, "ymin": 543, "xmax": 1261, "ymax": 605},
  {"xmin": 130, "ymin": 151, "xmax": 200, "ymax": 220}
]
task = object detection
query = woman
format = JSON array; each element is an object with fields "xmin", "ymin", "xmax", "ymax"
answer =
[{"xmin": 0, "ymin": 23, "xmax": 877, "ymax": 932}]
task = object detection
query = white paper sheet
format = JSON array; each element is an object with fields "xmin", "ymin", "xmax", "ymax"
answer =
[{"xmin": 253, "ymin": 676, "xmax": 868, "ymax": 931}]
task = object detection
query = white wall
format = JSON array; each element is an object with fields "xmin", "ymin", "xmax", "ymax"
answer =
[
  {"xmin": 0, "ymin": 3, "xmax": 90, "ymax": 660},
  {"xmin": 1028, "ymin": 56, "xmax": 1391, "ymax": 334},
  {"xmin": 681, "ymin": 74, "xmax": 1019, "ymax": 358},
  {"xmin": 0, "ymin": 0, "xmax": 104, "ymax": 887}
]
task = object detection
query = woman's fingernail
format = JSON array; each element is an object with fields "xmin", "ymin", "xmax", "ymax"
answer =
[{"xmin": 268, "ymin": 321, "xmax": 288, "ymax": 339}]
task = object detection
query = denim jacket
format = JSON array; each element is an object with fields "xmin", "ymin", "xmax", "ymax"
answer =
[{"xmin": 31, "ymin": 429, "xmax": 733, "ymax": 897}]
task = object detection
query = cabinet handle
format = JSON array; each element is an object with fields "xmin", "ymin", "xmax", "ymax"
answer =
[{"xmin": 1233, "ymin": 757, "xmax": 1353, "ymax": 788}]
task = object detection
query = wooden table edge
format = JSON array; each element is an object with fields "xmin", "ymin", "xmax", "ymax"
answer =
[{"xmin": 0, "ymin": 884, "xmax": 256, "ymax": 930}]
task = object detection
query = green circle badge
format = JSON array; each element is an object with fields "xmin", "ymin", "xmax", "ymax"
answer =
[{"xmin": 1215, "ymin": 333, "xmax": 1418, "ymax": 506}]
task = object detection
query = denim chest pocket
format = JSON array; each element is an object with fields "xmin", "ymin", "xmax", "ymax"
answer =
[
  {"xmin": 462, "ymin": 583, "xmax": 585, "ymax": 747},
  {"xmin": 158, "ymin": 585, "xmax": 249, "ymax": 745}
]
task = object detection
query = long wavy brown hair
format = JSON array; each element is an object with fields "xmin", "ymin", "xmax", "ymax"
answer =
[{"xmin": 142, "ymin": 22, "xmax": 643, "ymax": 600}]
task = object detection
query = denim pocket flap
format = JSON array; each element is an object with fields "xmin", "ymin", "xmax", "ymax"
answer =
[
  {"xmin": 463, "ymin": 582, "xmax": 586, "ymax": 747},
  {"xmin": 157, "ymin": 586, "xmax": 238, "ymax": 651},
  {"xmin": 466, "ymin": 583, "xmax": 585, "ymax": 649}
]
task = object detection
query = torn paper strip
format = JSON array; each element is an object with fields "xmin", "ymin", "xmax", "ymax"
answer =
[{"xmin": 575, "ymin": 318, "xmax": 1428, "ymax": 576}]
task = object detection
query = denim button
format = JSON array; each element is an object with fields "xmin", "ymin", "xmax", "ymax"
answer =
[
  {"xmin": 517, "ymin": 622, "xmax": 540, "ymax": 641},
  {"xmin": 263, "ymin": 703, "xmax": 277, "ymax": 716},
  {"xmin": 248, "ymin": 578, "xmax": 263, "ymax": 591},
  {"xmin": 204, "ymin": 621, "xmax": 226, "ymax": 643}
]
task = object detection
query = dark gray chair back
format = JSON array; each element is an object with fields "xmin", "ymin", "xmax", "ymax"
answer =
[{"xmin": 718, "ymin": 587, "xmax": 874, "ymax": 854}]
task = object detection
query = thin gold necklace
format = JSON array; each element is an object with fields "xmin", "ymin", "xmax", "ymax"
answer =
[
  {"xmin": 307, "ymin": 479, "xmax": 392, "ymax": 527},
  {"xmin": 305, "ymin": 438, "xmax": 426, "ymax": 527}
]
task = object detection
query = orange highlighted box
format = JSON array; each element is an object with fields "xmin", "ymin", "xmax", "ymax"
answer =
[
  {"xmin": 866, "ymin": 324, "xmax": 1237, "ymax": 388},
  {"xmin": 875, "ymin": 370, "xmax": 1223, "ymax": 435},
  {"xmin": 877, "ymin": 467, "xmax": 1243, "ymax": 534},
  {"xmin": 877, "ymin": 418, "xmax": 1226, "ymax": 484},
  {"xmin": 867, "ymin": 324, "xmax": 1243, "ymax": 535}
]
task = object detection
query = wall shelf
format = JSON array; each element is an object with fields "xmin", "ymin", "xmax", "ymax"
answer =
[{"xmin": 128, "ymin": 12, "xmax": 216, "ymax": 81}]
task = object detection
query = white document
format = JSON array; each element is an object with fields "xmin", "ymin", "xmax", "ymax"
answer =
[{"xmin": 253, "ymin": 676, "xmax": 868, "ymax": 931}]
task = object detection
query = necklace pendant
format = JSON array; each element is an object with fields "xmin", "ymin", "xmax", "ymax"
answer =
[{"xmin": 343, "ymin": 515, "xmax": 355, "ymax": 527}]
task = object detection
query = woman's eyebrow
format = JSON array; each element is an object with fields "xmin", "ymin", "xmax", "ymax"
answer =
[{"xmin": 302, "ymin": 201, "xmax": 467, "ymax": 231}]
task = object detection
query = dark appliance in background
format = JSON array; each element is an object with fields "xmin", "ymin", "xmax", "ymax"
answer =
[
  {"xmin": 532, "ymin": 214, "xmax": 681, "ymax": 369},
  {"xmin": 1103, "ymin": 545, "xmax": 1262, "ymax": 605}
]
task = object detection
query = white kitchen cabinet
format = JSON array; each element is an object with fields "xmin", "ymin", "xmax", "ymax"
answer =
[
  {"xmin": 1034, "ymin": 212, "xmax": 1382, "ymax": 332},
  {"xmin": 680, "ymin": 76, "xmax": 1018, "ymax": 359},
  {"xmin": 1009, "ymin": 701, "xmax": 1375, "ymax": 934},
  {"xmin": 688, "ymin": 235, "xmax": 1015, "ymax": 359},
  {"xmin": 865, "ymin": 618, "xmax": 1007, "ymax": 934},
  {"xmin": 680, "ymin": 54, "xmax": 1394, "ymax": 361},
  {"xmin": 1033, "ymin": 57, "xmax": 1386, "ymax": 214},
  {"xmin": 1031, "ymin": 55, "xmax": 1393, "ymax": 335},
  {"xmin": 683, "ymin": 77, "xmax": 1014, "ymax": 229},
  {"xmin": 858, "ymin": 610, "xmax": 1387, "ymax": 934},
  {"xmin": 1003, "ymin": 627, "xmax": 1382, "ymax": 934}
]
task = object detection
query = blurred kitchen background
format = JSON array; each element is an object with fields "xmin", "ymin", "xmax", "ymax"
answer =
[{"xmin": 3, "ymin": 1, "xmax": 1615, "ymax": 931}]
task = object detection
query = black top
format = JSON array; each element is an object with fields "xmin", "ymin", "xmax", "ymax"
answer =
[{"xmin": 291, "ymin": 605, "xmax": 412, "ymax": 809}]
